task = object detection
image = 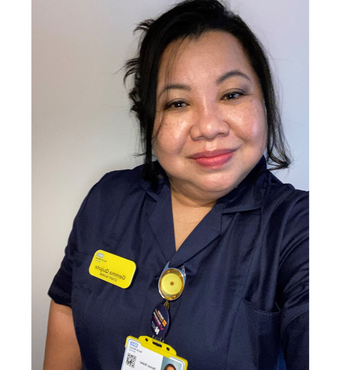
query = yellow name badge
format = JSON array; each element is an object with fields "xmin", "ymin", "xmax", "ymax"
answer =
[{"xmin": 89, "ymin": 250, "xmax": 136, "ymax": 289}]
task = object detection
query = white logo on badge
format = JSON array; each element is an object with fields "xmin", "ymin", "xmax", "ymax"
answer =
[{"xmin": 96, "ymin": 252, "xmax": 104, "ymax": 258}]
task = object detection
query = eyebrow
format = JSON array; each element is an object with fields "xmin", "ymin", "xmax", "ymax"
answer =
[
  {"xmin": 216, "ymin": 70, "xmax": 251, "ymax": 84},
  {"xmin": 158, "ymin": 83, "xmax": 191, "ymax": 99}
]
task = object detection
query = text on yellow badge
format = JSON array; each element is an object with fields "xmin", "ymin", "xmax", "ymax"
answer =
[{"xmin": 89, "ymin": 250, "xmax": 136, "ymax": 289}]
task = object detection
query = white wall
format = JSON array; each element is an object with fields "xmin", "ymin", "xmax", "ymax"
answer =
[{"xmin": 32, "ymin": 0, "xmax": 308, "ymax": 368}]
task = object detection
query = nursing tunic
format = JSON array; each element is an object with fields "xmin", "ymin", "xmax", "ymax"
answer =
[{"xmin": 48, "ymin": 157, "xmax": 309, "ymax": 370}]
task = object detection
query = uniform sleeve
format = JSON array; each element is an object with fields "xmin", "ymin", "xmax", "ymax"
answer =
[
  {"xmin": 47, "ymin": 170, "xmax": 135, "ymax": 307},
  {"xmin": 277, "ymin": 192, "xmax": 309, "ymax": 370},
  {"xmin": 47, "ymin": 172, "xmax": 114, "ymax": 307},
  {"xmin": 47, "ymin": 191, "xmax": 90, "ymax": 307}
]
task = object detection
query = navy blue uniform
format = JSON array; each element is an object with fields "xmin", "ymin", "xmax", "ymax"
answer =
[{"xmin": 48, "ymin": 157, "xmax": 309, "ymax": 369}]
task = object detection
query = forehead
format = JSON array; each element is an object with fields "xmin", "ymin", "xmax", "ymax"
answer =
[{"xmin": 157, "ymin": 31, "xmax": 255, "ymax": 85}]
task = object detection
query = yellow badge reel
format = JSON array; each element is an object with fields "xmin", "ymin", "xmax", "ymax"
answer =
[{"xmin": 158, "ymin": 262, "xmax": 186, "ymax": 301}]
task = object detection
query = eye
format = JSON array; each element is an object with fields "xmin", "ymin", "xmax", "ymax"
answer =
[
  {"xmin": 165, "ymin": 100, "xmax": 188, "ymax": 110},
  {"xmin": 222, "ymin": 91, "xmax": 244, "ymax": 101}
]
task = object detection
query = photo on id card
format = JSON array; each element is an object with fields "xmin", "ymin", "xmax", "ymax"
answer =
[{"xmin": 121, "ymin": 336, "xmax": 188, "ymax": 370}]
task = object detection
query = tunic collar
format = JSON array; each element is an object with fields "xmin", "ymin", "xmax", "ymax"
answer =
[
  {"xmin": 139, "ymin": 157, "xmax": 268, "ymax": 266},
  {"xmin": 217, "ymin": 156, "xmax": 267, "ymax": 213}
]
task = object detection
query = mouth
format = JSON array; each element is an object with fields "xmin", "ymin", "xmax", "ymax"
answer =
[{"xmin": 191, "ymin": 149, "xmax": 236, "ymax": 168}]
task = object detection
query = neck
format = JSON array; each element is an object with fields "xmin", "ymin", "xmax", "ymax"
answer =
[
  {"xmin": 170, "ymin": 185, "xmax": 216, "ymax": 250},
  {"xmin": 169, "ymin": 180, "xmax": 218, "ymax": 209}
]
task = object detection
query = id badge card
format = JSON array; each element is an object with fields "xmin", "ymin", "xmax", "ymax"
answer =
[{"xmin": 121, "ymin": 336, "xmax": 188, "ymax": 370}]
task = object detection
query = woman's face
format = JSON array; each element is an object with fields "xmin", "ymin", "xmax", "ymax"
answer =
[{"xmin": 153, "ymin": 31, "xmax": 267, "ymax": 203}]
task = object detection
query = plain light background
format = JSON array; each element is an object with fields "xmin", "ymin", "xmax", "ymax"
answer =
[{"xmin": 32, "ymin": 0, "xmax": 308, "ymax": 369}]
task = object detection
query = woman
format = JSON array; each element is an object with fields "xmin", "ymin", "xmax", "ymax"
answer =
[{"xmin": 44, "ymin": 1, "xmax": 308, "ymax": 369}]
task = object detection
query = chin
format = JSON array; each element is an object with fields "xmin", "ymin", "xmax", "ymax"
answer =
[
  {"xmin": 193, "ymin": 178, "xmax": 235, "ymax": 197},
  {"xmin": 198, "ymin": 171, "xmax": 247, "ymax": 194}
]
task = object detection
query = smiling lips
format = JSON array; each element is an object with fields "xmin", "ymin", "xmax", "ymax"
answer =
[{"xmin": 191, "ymin": 149, "xmax": 236, "ymax": 167}]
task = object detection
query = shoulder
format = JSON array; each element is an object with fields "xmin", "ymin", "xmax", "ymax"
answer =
[
  {"xmin": 95, "ymin": 164, "xmax": 144, "ymax": 192},
  {"xmin": 91, "ymin": 164, "xmax": 144, "ymax": 196},
  {"xmin": 258, "ymin": 170, "xmax": 309, "ymax": 250},
  {"xmin": 260, "ymin": 171, "xmax": 309, "ymax": 257},
  {"xmin": 262, "ymin": 170, "xmax": 308, "ymax": 215},
  {"xmin": 76, "ymin": 164, "xmax": 146, "ymax": 218}
]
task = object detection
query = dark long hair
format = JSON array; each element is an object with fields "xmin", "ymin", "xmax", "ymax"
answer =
[{"xmin": 124, "ymin": 0, "xmax": 291, "ymax": 181}]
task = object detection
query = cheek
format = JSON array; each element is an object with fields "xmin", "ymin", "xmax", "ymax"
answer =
[
  {"xmin": 153, "ymin": 116, "xmax": 189, "ymax": 151},
  {"xmin": 153, "ymin": 127, "xmax": 178, "ymax": 159},
  {"xmin": 251, "ymin": 107, "xmax": 267, "ymax": 145},
  {"xmin": 231, "ymin": 103, "xmax": 267, "ymax": 143}
]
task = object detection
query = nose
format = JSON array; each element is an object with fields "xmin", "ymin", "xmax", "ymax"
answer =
[{"xmin": 190, "ymin": 104, "xmax": 229, "ymax": 140}]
